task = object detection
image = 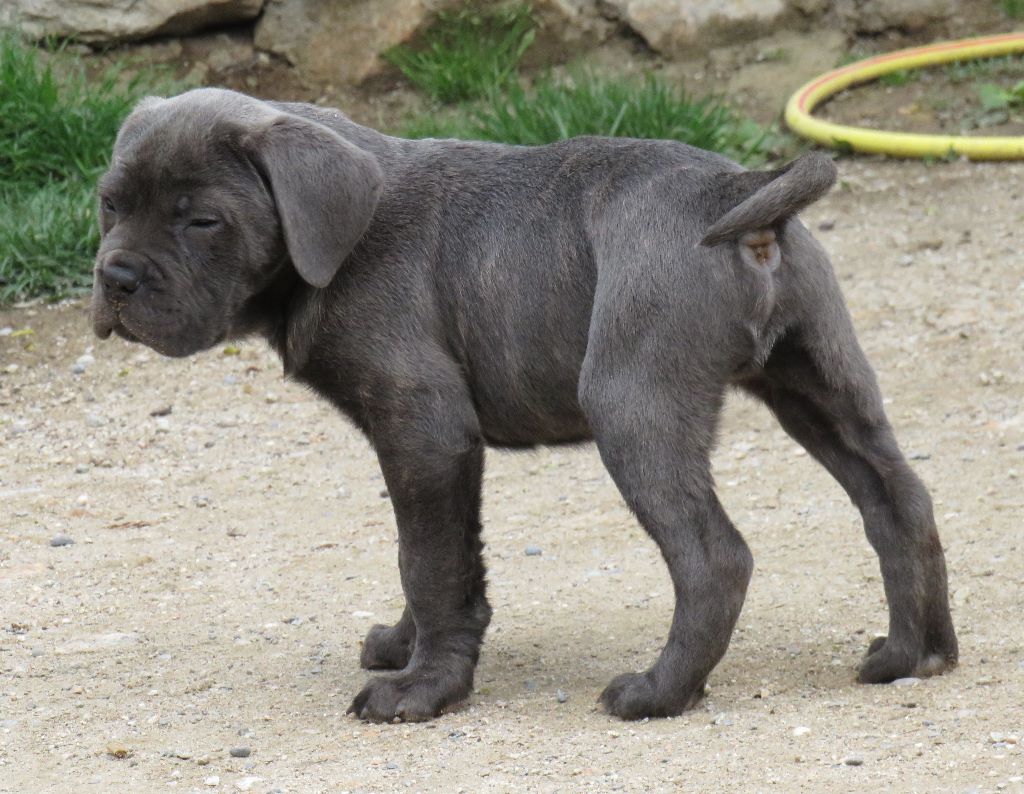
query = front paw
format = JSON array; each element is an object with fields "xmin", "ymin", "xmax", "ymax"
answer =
[
  {"xmin": 347, "ymin": 665, "xmax": 472, "ymax": 723},
  {"xmin": 599, "ymin": 671, "xmax": 706, "ymax": 720},
  {"xmin": 360, "ymin": 623, "xmax": 415, "ymax": 671}
]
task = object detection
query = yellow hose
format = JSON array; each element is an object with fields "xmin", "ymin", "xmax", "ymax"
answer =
[{"xmin": 784, "ymin": 32, "xmax": 1024, "ymax": 160}]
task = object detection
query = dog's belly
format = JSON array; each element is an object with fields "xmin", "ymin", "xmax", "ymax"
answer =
[
  {"xmin": 451, "ymin": 287, "xmax": 592, "ymax": 447},
  {"xmin": 472, "ymin": 361, "xmax": 592, "ymax": 447},
  {"xmin": 437, "ymin": 223, "xmax": 598, "ymax": 446}
]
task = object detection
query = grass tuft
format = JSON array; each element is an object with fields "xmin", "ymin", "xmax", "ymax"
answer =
[
  {"xmin": 0, "ymin": 181, "xmax": 102, "ymax": 301},
  {"xmin": 384, "ymin": 4, "xmax": 535, "ymax": 103},
  {"xmin": 1001, "ymin": 0, "xmax": 1024, "ymax": 19},
  {"xmin": 402, "ymin": 72, "xmax": 778, "ymax": 166},
  {"xmin": 0, "ymin": 34, "xmax": 173, "ymax": 303}
]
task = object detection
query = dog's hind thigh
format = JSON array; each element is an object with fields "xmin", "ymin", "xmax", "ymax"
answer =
[
  {"xmin": 580, "ymin": 358, "xmax": 753, "ymax": 719},
  {"xmin": 742, "ymin": 329, "xmax": 957, "ymax": 682}
]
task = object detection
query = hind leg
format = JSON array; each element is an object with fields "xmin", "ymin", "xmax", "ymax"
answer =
[
  {"xmin": 580, "ymin": 367, "xmax": 753, "ymax": 719},
  {"xmin": 743, "ymin": 332, "xmax": 957, "ymax": 681}
]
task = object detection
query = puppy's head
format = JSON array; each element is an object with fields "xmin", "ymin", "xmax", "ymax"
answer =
[{"xmin": 92, "ymin": 87, "xmax": 383, "ymax": 357}]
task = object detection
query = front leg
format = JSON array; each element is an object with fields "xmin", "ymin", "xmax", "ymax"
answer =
[
  {"xmin": 360, "ymin": 606, "xmax": 416, "ymax": 670},
  {"xmin": 348, "ymin": 390, "xmax": 490, "ymax": 723}
]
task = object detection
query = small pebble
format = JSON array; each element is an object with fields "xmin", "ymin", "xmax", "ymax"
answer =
[
  {"xmin": 106, "ymin": 741, "xmax": 131, "ymax": 759},
  {"xmin": 818, "ymin": 219, "xmax": 836, "ymax": 231},
  {"xmin": 792, "ymin": 726, "xmax": 811, "ymax": 737},
  {"xmin": 229, "ymin": 746, "xmax": 251, "ymax": 758},
  {"xmin": 843, "ymin": 755, "xmax": 864, "ymax": 766},
  {"xmin": 524, "ymin": 545, "xmax": 542, "ymax": 556},
  {"xmin": 204, "ymin": 776, "xmax": 220, "ymax": 787},
  {"xmin": 891, "ymin": 677, "xmax": 921, "ymax": 686},
  {"xmin": 385, "ymin": 761, "xmax": 399, "ymax": 770},
  {"xmin": 50, "ymin": 534, "xmax": 74, "ymax": 547},
  {"xmin": 71, "ymin": 354, "xmax": 95, "ymax": 374},
  {"xmin": 556, "ymin": 689, "xmax": 568, "ymax": 703},
  {"xmin": 379, "ymin": 489, "xmax": 390, "ymax": 499}
]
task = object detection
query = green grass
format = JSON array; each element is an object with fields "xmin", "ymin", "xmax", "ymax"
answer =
[
  {"xmin": 384, "ymin": 4, "xmax": 535, "ymax": 103},
  {"xmin": 879, "ymin": 69, "xmax": 917, "ymax": 87},
  {"xmin": 945, "ymin": 54, "xmax": 1023, "ymax": 83},
  {"xmin": 978, "ymin": 80, "xmax": 1024, "ymax": 110},
  {"xmin": 0, "ymin": 34, "xmax": 173, "ymax": 303},
  {"xmin": 0, "ymin": 180, "xmax": 102, "ymax": 300},
  {"xmin": 390, "ymin": 4, "xmax": 782, "ymax": 164},
  {"xmin": 402, "ymin": 72, "xmax": 778, "ymax": 166},
  {"xmin": 1001, "ymin": 0, "xmax": 1024, "ymax": 19}
]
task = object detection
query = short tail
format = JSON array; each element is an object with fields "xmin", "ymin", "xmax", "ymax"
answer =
[{"xmin": 699, "ymin": 153, "xmax": 837, "ymax": 247}]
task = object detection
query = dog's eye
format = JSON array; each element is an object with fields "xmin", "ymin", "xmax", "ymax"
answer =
[
  {"xmin": 102, "ymin": 197, "xmax": 117, "ymax": 214},
  {"xmin": 187, "ymin": 218, "xmax": 220, "ymax": 230}
]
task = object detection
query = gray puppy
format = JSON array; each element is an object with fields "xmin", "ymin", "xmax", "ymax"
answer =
[{"xmin": 91, "ymin": 87, "xmax": 957, "ymax": 722}]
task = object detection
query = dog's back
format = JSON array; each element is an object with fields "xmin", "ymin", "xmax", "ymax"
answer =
[{"xmin": 313, "ymin": 130, "xmax": 833, "ymax": 446}]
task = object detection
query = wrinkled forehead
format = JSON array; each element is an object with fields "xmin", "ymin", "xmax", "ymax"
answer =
[{"xmin": 101, "ymin": 89, "xmax": 274, "ymax": 197}]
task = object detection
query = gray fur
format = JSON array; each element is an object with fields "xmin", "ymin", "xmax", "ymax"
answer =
[{"xmin": 91, "ymin": 87, "xmax": 958, "ymax": 723}]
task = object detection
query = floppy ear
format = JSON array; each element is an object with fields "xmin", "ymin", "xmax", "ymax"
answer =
[{"xmin": 247, "ymin": 115, "xmax": 384, "ymax": 288}]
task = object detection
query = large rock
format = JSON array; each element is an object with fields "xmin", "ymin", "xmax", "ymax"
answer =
[
  {"xmin": 525, "ymin": 0, "xmax": 614, "ymax": 65},
  {"xmin": 1, "ymin": 0, "xmax": 264, "ymax": 43},
  {"xmin": 606, "ymin": 0, "xmax": 789, "ymax": 55},
  {"xmin": 843, "ymin": 0, "xmax": 954, "ymax": 33},
  {"xmin": 255, "ymin": 0, "xmax": 457, "ymax": 86}
]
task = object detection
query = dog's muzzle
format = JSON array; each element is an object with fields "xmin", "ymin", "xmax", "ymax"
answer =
[
  {"xmin": 98, "ymin": 252, "xmax": 147, "ymax": 303},
  {"xmin": 92, "ymin": 249, "xmax": 150, "ymax": 340}
]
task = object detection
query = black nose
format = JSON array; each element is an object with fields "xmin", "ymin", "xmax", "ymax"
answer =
[{"xmin": 101, "ymin": 259, "xmax": 143, "ymax": 297}]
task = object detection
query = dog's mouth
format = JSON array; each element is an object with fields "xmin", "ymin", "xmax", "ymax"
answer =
[
  {"xmin": 92, "ymin": 300, "xmax": 129, "ymax": 338},
  {"xmin": 91, "ymin": 296, "xmax": 118, "ymax": 340},
  {"xmin": 91, "ymin": 296, "xmax": 150, "ymax": 347},
  {"xmin": 93, "ymin": 297, "xmax": 221, "ymax": 359},
  {"xmin": 112, "ymin": 322, "xmax": 142, "ymax": 344}
]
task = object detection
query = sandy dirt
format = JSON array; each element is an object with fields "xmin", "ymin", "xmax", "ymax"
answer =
[{"xmin": 2, "ymin": 151, "xmax": 1023, "ymax": 793}]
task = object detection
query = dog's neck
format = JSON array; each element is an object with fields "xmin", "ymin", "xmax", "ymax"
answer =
[{"xmin": 231, "ymin": 256, "xmax": 309, "ymax": 371}]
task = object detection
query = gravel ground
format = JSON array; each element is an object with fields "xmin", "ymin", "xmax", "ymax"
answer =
[{"xmin": 1, "ymin": 158, "xmax": 1023, "ymax": 793}]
